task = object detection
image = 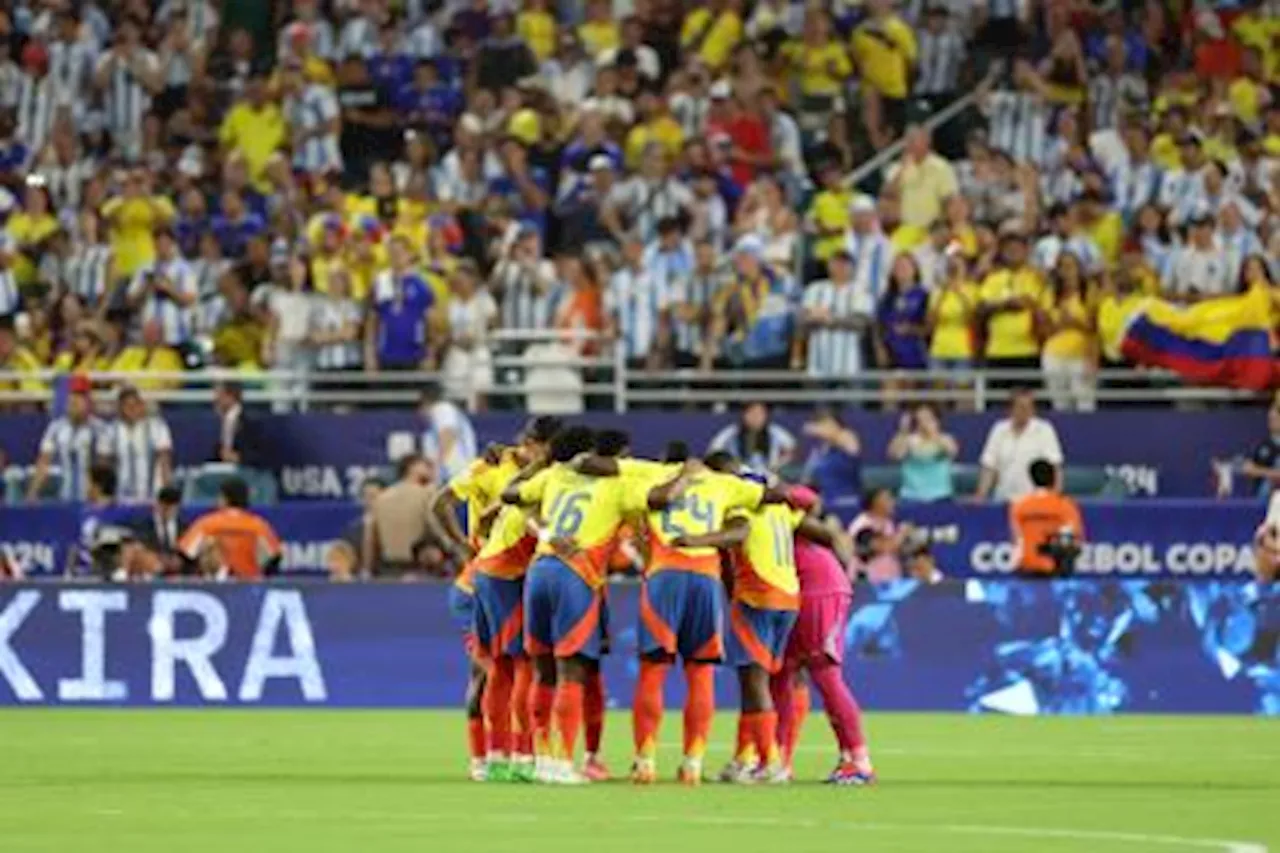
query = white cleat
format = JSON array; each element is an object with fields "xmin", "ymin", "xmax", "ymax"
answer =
[
  {"xmin": 549, "ymin": 760, "xmax": 590, "ymax": 785},
  {"xmin": 468, "ymin": 758, "xmax": 488, "ymax": 782},
  {"xmin": 752, "ymin": 764, "xmax": 792, "ymax": 785},
  {"xmin": 718, "ymin": 760, "xmax": 757, "ymax": 784}
]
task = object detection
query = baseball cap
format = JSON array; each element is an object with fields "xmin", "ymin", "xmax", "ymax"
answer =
[
  {"xmin": 849, "ymin": 194, "xmax": 876, "ymax": 214},
  {"xmin": 733, "ymin": 234, "xmax": 764, "ymax": 258},
  {"xmin": 709, "ymin": 80, "xmax": 732, "ymax": 99},
  {"xmin": 588, "ymin": 154, "xmax": 614, "ymax": 172}
]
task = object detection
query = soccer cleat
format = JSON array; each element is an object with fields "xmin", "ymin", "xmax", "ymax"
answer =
[
  {"xmin": 825, "ymin": 760, "xmax": 876, "ymax": 786},
  {"xmin": 751, "ymin": 764, "xmax": 792, "ymax": 785},
  {"xmin": 677, "ymin": 759, "xmax": 703, "ymax": 786},
  {"xmin": 718, "ymin": 760, "xmax": 756, "ymax": 784},
  {"xmin": 550, "ymin": 760, "xmax": 590, "ymax": 785},
  {"xmin": 511, "ymin": 756, "xmax": 535, "ymax": 783},
  {"xmin": 486, "ymin": 761, "xmax": 514, "ymax": 782},
  {"xmin": 630, "ymin": 758, "xmax": 658, "ymax": 785},
  {"xmin": 468, "ymin": 758, "xmax": 488, "ymax": 782},
  {"xmin": 583, "ymin": 753, "xmax": 611, "ymax": 783}
]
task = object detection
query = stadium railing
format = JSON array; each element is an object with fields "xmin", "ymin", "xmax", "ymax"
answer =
[{"xmin": 0, "ymin": 360, "xmax": 1254, "ymax": 411}]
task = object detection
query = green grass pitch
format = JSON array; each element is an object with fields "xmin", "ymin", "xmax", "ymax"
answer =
[{"xmin": 1, "ymin": 711, "xmax": 1277, "ymax": 852}]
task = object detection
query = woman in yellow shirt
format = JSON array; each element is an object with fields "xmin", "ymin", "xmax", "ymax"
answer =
[
  {"xmin": 928, "ymin": 254, "xmax": 978, "ymax": 371},
  {"xmin": 681, "ymin": 0, "xmax": 744, "ymax": 72},
  {"xmin": 100, "ymin": 170, "xmax": 176, "ymax": 278},
  {"xmin": 6, "ymin": 181, "xmax": 60, "ymax": 287},
  {"xmin": 578, "ymin": 0, "xmax": 620, "ymax": 59},
  {"xmin": 1037, "ymin": 252, "xmax": 1097, "ymax": 412},
  {"xmin": 783, "ymin": 11, "xmax": 852, "ymax": 102},
  {"xmin": 518, "ymin": 0, "xmax": 558, "ymax": 62}
]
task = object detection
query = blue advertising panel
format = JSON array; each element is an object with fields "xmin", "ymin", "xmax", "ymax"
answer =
[
  {"xmin": 0, "ymin": 410, "xmax": 1264, "ymax": 498},
  {"xmin": 0, "ymin": 581, "xmax": 1275, "ymax": 713},
  {"xmin": 0, "ymin": 501, "xmax": 1262, "ymax": 580}
]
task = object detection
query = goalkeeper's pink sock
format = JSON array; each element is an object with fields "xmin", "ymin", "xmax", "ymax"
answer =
[{"xmin": 811, "ymin": 662, "xmax": 867, "ymax": 755}]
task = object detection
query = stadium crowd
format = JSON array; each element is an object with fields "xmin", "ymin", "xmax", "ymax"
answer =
[{"xmin": 0, "ymin": 0, "xmax": 1276, "ymax": 415}]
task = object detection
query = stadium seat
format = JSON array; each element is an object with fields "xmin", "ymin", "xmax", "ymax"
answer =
[
  {"xmin": 3, "ymin": 467, "xmax": 64, "ymax": 504},
  {"xmin": 181, "ymin": 464, "xmax": 279, "ymax": 506},
  {"xmin": 862, "ymin": 465, "xmax": 903, "ymax": 494},
  {"xmin": 1062, "ymin": 467, "xmax": 1130, "ymax": 499}
]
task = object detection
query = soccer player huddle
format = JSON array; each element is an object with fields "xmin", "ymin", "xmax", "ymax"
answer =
[{"xmin": 432, "ymin": 417, "xmax": 875, "ymax": 787}]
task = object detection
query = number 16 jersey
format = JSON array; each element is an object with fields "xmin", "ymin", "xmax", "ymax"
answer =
[{"xmin": 517, "ymin": 464, "xmax": 644, "ymax": 589}]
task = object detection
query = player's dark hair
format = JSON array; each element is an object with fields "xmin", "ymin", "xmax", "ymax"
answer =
[
  {"xmin": 593, "ymin": 429, "xmax": 631, "ymax": 458},
  {"xmin": 89, "ymin": 465, "xmax": 117, "ymax": 499},
  {"xmin": 396, "ymin": 453, "xmax": 425, "ymax": 480},
  {"xmin": 704, "ymin": 451, "xmax": 737, "ymax": 473},
  {"xmin": 220, "ymin": 477, "xmax": 250, "ymax": 508},
  {"xmin": 157, "ymin": 485, "xmax": 182, "ymax": 506},
  {"xmin": 524, "ymin": 415, "xmax": 562, "ymax": 444},
  {"xmin": 550, "ymin": 426, "xmax": 596, "ymax": 463},
  {"xmin": 663, "ymin": 441, "xmax": 690, "ymax": 463},
  {"xmin": 1029, "ymin": 459, "xmax": 1056, "ymax": 488}
]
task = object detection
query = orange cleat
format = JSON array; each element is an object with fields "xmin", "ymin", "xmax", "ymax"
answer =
[{"xmin": 583, "ymin": 754, "xmax": 612, "ymax": 783}]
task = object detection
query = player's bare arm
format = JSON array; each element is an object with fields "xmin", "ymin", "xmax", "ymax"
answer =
[{"xmin": 672, "ymin": 517, "xmax": 750, "ymax": 550}]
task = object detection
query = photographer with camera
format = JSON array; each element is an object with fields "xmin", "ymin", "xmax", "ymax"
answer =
[
  {"xmin": 1009, "ymin": 458, "xmax": 1084, "ymax": 578},
  {"xmin": 846, "ymin": 487, "xmax": 941, "ymax": 583}
]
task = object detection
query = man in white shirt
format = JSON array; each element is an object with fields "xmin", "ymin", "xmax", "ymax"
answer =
[
  {"xmin": 975, "ymin": 389, "xmax": 1065, "ymax": 501},
  {"xmin": 844, "ymin": 195, "xmax": 893, "ymax": 303},
  {"xmin": 1165, "ymin": 213, "xmax": 1231, "ymax": 300}
]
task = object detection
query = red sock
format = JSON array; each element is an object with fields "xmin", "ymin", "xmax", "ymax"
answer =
[
  {"xmin": 682, "ymin": 663, "xmax": 714, "ymax": 761},
  {"xmin": 467, "ymin": 717, "xmax": 486, "ymax": 760},
  {"xmin": 584, "ymin": 668, "xmax": 605, "ymax": 755},
  {"xmin": 553, "ymin": 681, "xmax": 585, "ymax": 762},
  {"xmin": 734, "ymin": 714, "xmax": 755, "ymax": 763},
  {"xmin": 788, "ymin": 680, "xmax": 811, "ymax": 768},
  {"xmin": 483, "ymin": 657, "xmax": 514, "ymax": 757},
  {"xmin": 512, "ymin": 658, "xmax": 534, "ymax": 756},
  {"xmin": 633, "ymin": 660, "xmax": 668, "ymax": 759},
  {"xmin": 752, "ymin": 711, "xmax": 779, "ymax": 767},
  {"xmin": 531, "ymin": 682, "xmax": 555, "ymax": 758},
  {"xmin": 769, "ymin": 670, "xmax": 795, "ymax": 768}
]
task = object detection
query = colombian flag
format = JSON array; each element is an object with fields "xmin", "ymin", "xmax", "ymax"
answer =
[{"xmin": 1119, "ymin": 285, "xmax": 1279, "ymax": 391}]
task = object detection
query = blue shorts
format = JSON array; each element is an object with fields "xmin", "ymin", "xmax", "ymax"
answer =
[
  {"xmin": 447, "ymin": 583, "xmax": 480, "ymax": 659},
  {"xmin": 640, "ymin": 570, "xmax": 725, "ymax": 661},
  {"xmin": 726, "ymin": 601, "xmax": 797, "ymax": 674},
  {"xmin": 523, "ymin": 556, "xmax": 602, "ymax": 660},
  {"xmin": 473, "ymin": 573, "xmax": 525, "ymax": 659}
]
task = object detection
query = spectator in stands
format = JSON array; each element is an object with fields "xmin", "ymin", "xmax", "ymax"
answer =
[
  {"xmin": 801, "ymin": 406, "xmax": 863, "ymax": 516},
  {"xmin": 98, "ymin": 386, "xmax": 174, "ymax": 503},
  {"xmin": 976, "ymin": 389, "xmax": 1065, "ymax": 502},
  {"xmin": 846, "ymin": 487, "xmax": 908, "ymax": 583},
  {"xmin": 127, "ymin": 226, "xmax": 197, "ymax": 349},
  {"xmin": 978, "ymin": 225, "xmax": 1045, "ymax": 385},
  {"xmin": 327, "ymin": 540, "xmax": 358, "ymax": 582},
  {"xmin": 875, "ymin": 253, "xmax": 930, "ymax": 405},
  {"xmin": 441, "ymin": 259, "xmax": 497, "ymax": 410},
  {"xmin": 29, "ymin": 374, "xmax": 104, "ymax": 502},
  {"xmin": 367, "ymin": 234, "xmax": 437, "ymax": 372},
  {"xmin": 888, "ymin": 404, "xmax": 958, "ymax": 503},
  {"xmin": 709, "ymin": 401, "xmax": 796, "ymax": 475},
  {"xmin": 111, "ymin": 318, "xmax": 185, "ymax": 391},
  {"xmin": 365, "ymin": 452, "xmax": 444, "ymax": 579},
  {"xmin": 927, "ymin": 251, "xmax": 978, "ymax": 377},
  {"xmin": 886, "ymin": 125, "xmax": 958, "ymax": 230},
  {"xmin": 1039, "ymin": 252, "xmax": 1098, "ymax": 412},
  {"xmin": 851, "ymin": 0, "xmax": 917, "ymax": 150},
  {"xmin": 179, "ymin": 477, "xmax": 283, "ymax": 580},
  {"xmin": 0, "ymin": 315, "xmax": 44, "ymax": 404}
]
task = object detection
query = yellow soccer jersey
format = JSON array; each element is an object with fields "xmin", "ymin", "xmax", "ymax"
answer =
[
  {"xmin": 449, "ymin": 452, "xmax": 524, "ymax": 545},
  {"xmin": 474, "ymin": 504, "xmax": 537, "ymax": 580},
  {"xmin": 729, "ymin": 503, "xmax": 805, "ymax": 610},
  {"xmin": 517, "ymin": 465, "xmax": 644, "ymax": 588},
  {"xmin": 645, "ymin": 472, "xmax": 765, "ymax": 577}
]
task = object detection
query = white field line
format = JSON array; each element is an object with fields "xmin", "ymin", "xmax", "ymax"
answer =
[
  {"xmin": 85, "ymin": 807, "xmax": 1269, "ymax": 853},
  {"xmin": 656, "ymin": 741, "xmax": 1280, "ymax": 763}
]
